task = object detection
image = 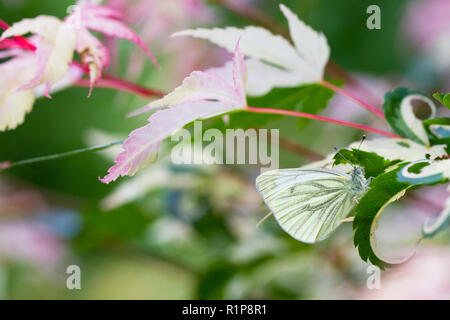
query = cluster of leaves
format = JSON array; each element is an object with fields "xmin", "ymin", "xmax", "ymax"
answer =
[
  {"xmin": 0, "ymin": 0, "xmax": 157, "ymax": 131},
  {"xmin": 1, "ymin": 2, "xmax": 448, "ymax": 270},
  {"xmin": 331, "ymin": 88, "xmax": 450, "ymax": 268},
  {"xmin": 433, "ymin": 93, "xmax": 450, "ymax": 109},
  {"xmin": 100, "ymin": 4, "xmax": 336, "ymax": 183}
]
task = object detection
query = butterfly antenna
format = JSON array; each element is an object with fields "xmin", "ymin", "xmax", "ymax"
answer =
[
  {"xmin": 256, "ymin": 211, "xmax": 273, "ymax": 229},
  {"xmin": 355, "ymin": 135, "xmax": 366, "ymax": 157},
  {"xmin": 357, "ymin": 135, "xmax": 367, "ymax": 150},
  {"xmin": 333, "ymin": 147, "xmax": 355, "ymax": 168}
]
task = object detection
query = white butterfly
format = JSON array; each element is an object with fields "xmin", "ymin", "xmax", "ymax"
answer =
[{"xmin": 256, "ymin": 165, "xmax": 370, "ymax": 243}]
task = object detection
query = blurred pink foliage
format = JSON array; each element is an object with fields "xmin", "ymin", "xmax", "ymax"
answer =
[
  {"xmin": 403, "ymin": 0, "xmax": 450, "ymax": 48},
  {"xmin": 0, "ymin": 222, "xmax": 65, "ymax": 268},
  {"xmin": 107, "ymin": 0, "xmax": 212, "ymax": 26},
  {"xmin": 0, "ymin": 179, "xmax": 67, "ymax": 269},
  {"xmin": 403, "ymin": 0, "xmax": 450, "ymax": 73},
  {"xmin": 327, "ymin": 74, "xmax": 401, "ymax": 121},
  {"xmin": 105, "ymin": 0, "xmax": 216, "ymax": 79},
  {"xmin": 358, "ymin": 248, "xmax": 450, "ymax": 299},
  {"xmin": 0, "ymin": 179, "xmax": 47, "ymax": 216}
]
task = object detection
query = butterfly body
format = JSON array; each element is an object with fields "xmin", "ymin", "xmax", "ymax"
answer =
[
  {"xmin": 348, "ymin": 166, "xmax": 369, "ymax": 199},
  {"xmin": 256, "ymin": 165, "xmax": 369, "ymax": 243}
]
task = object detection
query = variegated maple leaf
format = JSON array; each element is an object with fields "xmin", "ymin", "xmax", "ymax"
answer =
[
  {"xmin": 0, "ymin": 17, "xmax": 84, "ymax": 131},
  {"xmin": 1, "ymin": 15, "xmax": 77, "ymax": 98},
  {"xmin": 0, "ymin": 52, "xmax": 36, "ymax": 131},
  {"xmin": 100, "ymin": 41, "xmax": 247, "ymax": 183},
  {"xmin": 0, "ymin": 53, "xmax": 84, "ymax": 131},
  {"xmin": 0, "ymin": 0, "xmax": 157, "ymax": 130},
  {"xmin": 173, "ymin": 4, "xmax": 330, "ymax": 96},
  {"xmin": 66, "ymin": 0, "xmax": 159, "ymax": 96}
]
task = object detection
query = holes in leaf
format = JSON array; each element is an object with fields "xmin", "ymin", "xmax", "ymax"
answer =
[
  {"xmin": 410, "ymin": 98, "xmax": 432, "ymax": 120},
  {"xmin": 407, "ymin": 161, "xmax": 429, "ymax": 174}
]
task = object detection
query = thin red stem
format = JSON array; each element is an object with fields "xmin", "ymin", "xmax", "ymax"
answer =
[
  {"xmin": 70, "ymin": 61, "xmax": 165, "ymax": 98},
  {"xmin": 320, "ymin": 80, "xmax": 385, "ymax": 119},
  {"xmin": 75, "ymin": 75, "xmax": 165, "ymax": 99},
  {"xmin": 245, "ymin": 106, "xmax": 399, "ymax": 138}
]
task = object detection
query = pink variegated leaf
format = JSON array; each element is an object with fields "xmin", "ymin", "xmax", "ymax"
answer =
[
  {"xmin": 0, "ymin": 19, "xmax": 36, "ymax": 51},
  {"xmin": 129, "ymin": 41, "xmax": 247, "ymax": 117},
  {"xmin": 0, "ymin": 86, "xmax": 35, "ymax": 131},
  {"xmin": 102, "ymin": 40, "xmax": 248, "ymax": 183},
  {"xmin": 0, "ymin": 54, "xmax": 84, "ymax": 132},
  {"xmin": 76, "ymin": 4, "xmax": 158, "ymax": 68},
  {"xmin": 173, "ymin": 4, "xmax": 330, "ymax": 96},
  {"xmin": 86, "ymin": 19, "xmax": 158, "ymax": 68},
  {"xmin": 0, "ymin": 15, "xmax": 62, "ymax": 42},
  {"xmin": 81, "ymin": 4, "xmax": 124, "ymax": 20},
  {"xmin": 0, "ymin": 47, "xmax": 24, "ymax": 59},
  {"xmin": 128, "ymin": 70, "xmax": 241, "ymax": 117},
  {"xmin": 18, "ymin": 38, "xmax": 52, "ymax": 96},
  {"xmin": 0, "ymin": 38, "xmax": 22, "ymax": 50},
  {"xmin": 1, "ymin": 16, "xmax": 76, "ymax": 96},
  {"xmin": 75, "ymin": 28, "xmax": 110, "ymax": 96},
  {"xmin": 34, "ymin": 63, "xmax": 84, "ymax": 98},
  {"xmin": 101, "ymin": 100, "xmax": 238, "ymax": 183},
  {"xmin": 232, "ymin": 39, "xmax": 246, "ymax": 101},
  {"xmin": 0, "ymin": 53, "xmax": 36, "ymax": 131}
]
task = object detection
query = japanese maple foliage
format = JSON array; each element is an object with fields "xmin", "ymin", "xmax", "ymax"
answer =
[
  {"xmin": 0, "ymin": 0, "xmax": 157, "ymax": 131},
  {"xmin": 100, "ymin": 41, "xmax": 247, "ymax": 183}
]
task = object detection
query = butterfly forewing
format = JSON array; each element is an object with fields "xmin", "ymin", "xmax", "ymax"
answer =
[{"xmin": 256, "ymin": 168, "xmax": 360, "ymax": 243}]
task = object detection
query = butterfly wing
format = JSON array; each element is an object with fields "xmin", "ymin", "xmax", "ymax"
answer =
[{"xmin": 256, "ymin": 168, "xmax": 358, "ymax": 243}]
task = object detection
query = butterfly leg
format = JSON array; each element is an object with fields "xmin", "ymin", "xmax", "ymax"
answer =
[{"xmin": 340, "ymin": 216, "xmax": 354, "ymax": 223}]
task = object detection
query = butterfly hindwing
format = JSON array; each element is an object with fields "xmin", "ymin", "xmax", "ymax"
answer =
[{"xmin": 256, "ymin": 168, "xmax": 359, "ymax": 243}]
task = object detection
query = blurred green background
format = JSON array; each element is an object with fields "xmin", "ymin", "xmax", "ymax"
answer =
[{"xmin": 0, "ymin": 0, "xmax": 448, "ymax": 299}]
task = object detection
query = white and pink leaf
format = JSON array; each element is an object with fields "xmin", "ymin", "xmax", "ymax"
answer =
[{"xmin": 102, "ymin": 42, "xmax": 247, "ymax": 183}]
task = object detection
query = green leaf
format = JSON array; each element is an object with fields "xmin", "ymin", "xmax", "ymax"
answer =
[
  {"xmin": 229, "ymin": 84, "xmax": 334, "ymax": 129},
  {"xmin": 295, "ymin": 84, "xmax": 335, "ymax": 129},
  {"xmin": 396, "ymin": 159, "xmax": 450, "ymax": 239},
  {"xmin": 422, "ymin": 201, "xmax": 449, "ymax": 239},
  {"xmin": 423, "ymin": 117, "xmax": 450, "ymax": 153},
  {"xmin": 74, "ymin": 203, "xmax": 152, "ymax": 252},
  {"xmin": 332, "ymin": 148, "xmax": 395, "ymax": 179},
  {"xmin": 383, "ymin": 87, "xmax": 436, "ymax": 145},
  {"xmin": 353, "ymin": 166, "xmax": 412, "ymax": 268},
  {"xmin": 433, "ymin": 92, "xmax": 450, "ymax": 108},
  {"xmin": 196, "ymin": 260, "xmax": 237, "ymax": 299},
  {"xmin": 397, "ymin": 159, "xmax": 450, "ymax": 185}
]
